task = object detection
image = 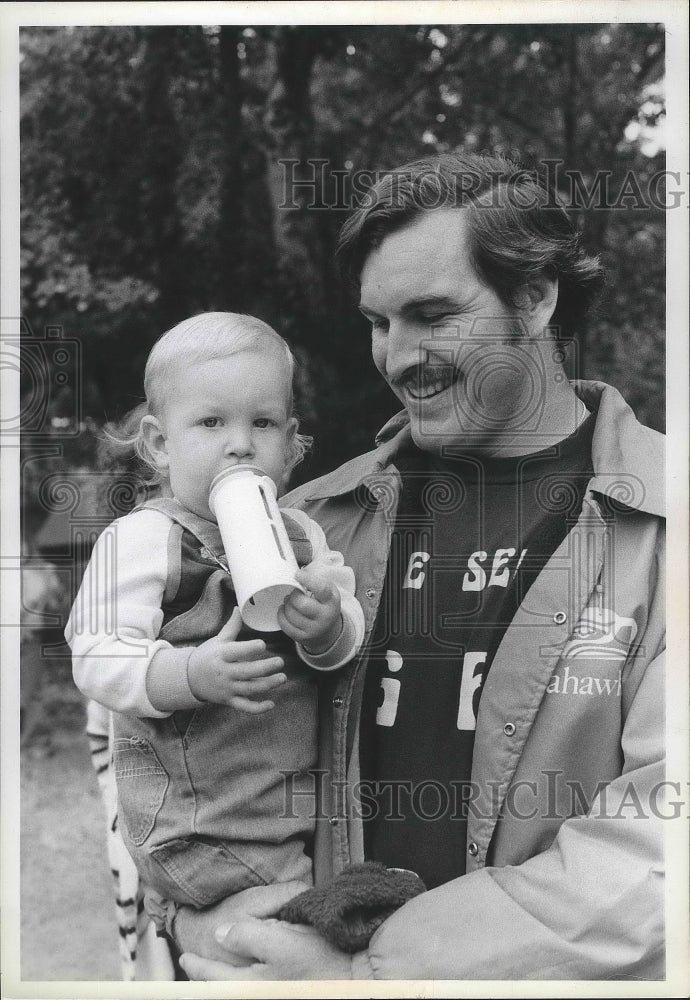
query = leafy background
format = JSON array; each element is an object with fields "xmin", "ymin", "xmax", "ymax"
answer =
[{"xmin": 20, "ymin": 21, "xmax": 665, "ymax": 553}]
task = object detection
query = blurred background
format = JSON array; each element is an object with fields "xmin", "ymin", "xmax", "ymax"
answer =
[{"xmin": 17, "ymin": 21, "xmax": 665, "ymax": 979}]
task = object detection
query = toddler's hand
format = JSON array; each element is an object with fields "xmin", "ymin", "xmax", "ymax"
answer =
[
  {"xmin": 187, "ymin": 608, "xmax": 286, "ymax": 713},
  {"xmin": 278, "ymin": 566, "xmax": 343, "ymax": 654}
]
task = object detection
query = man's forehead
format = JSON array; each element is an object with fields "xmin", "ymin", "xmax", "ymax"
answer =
[
  {"xmin": 359, "ymin": 208, "xmax": 476, "ymax": 308},
  {"xmin": 376, "ymin": 206, "xmax": 470, "ymax": 255}
]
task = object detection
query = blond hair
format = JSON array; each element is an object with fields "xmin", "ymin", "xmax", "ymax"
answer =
[{"xmin": 108, "ymin": 312, "xmax": 311, "ymax": 485}]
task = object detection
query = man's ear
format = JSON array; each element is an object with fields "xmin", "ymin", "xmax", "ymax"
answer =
[
  {"xmin": 514, "ymin": 275, "xmax": 559, "ymax": 335},
  {"xmin": 140, "ymin": 415, "xmax": 170, "ymax": 472}
]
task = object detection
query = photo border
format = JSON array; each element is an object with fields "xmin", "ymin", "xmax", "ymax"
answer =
[{"xmin": 2, "ymin": 3, "xmax": 687, "ymax": 998}]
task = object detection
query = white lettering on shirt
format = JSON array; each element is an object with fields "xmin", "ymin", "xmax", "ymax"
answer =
[
  {"xmin": 488, "ymin": 547, "xmax": 516, "ymax": 588},
  {"xmin": 463, "ymin": 548, "xmax": 528, "ymax": 591},
  {"xmin": 456, "ymin": 652, "xmax": 487, "ymax": 730},
  {"xmin": 376, "ymin": 649, "xmax": 403, "ymax": 726},
  {"xmin": 462, "ymin": 551, "xmax": 488, "ymax": 591},
  {"xmin": 403, "ymin": 551, "xmax": 431, "ymax": 590}
]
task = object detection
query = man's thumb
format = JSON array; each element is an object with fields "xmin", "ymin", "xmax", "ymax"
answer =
[{"xmin": 217, "ymin": 606, "xmax": 243, "ymax": 640}]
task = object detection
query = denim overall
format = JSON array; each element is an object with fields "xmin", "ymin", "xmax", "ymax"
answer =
[{"xmin": 112, "ymin": 498, "xmax": 316, "ymax": 908}]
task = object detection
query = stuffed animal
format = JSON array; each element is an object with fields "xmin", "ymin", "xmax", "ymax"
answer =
[{"xmin": 278, "ymin": 861, "xmax": 426, "ymax": 953}]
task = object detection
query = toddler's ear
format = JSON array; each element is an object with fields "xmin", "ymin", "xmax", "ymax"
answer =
[
  {"xmin": 283, "ymin": 417, "xmax": 298, "ymax": 463},
  {"xmin": 280, "ymin": 418, "xmax": 305, "ymax": 493},
  {"xmin": 140, "ymin": 415, "xmax": 170, "ymax": 472}
]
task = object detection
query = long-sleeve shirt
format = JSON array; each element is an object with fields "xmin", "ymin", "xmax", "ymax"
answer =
[
  {"xmin": 67, "ymin": 503, "xmax": 365, "ymax": 717},
  {"xmin": 67, "ymin": 497, "xmax": 366, "ymax": 909}
]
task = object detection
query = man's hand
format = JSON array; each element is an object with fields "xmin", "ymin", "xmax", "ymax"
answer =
[
  {"xmin": 187, "ymin": 607, "xmax": 286, "ymax": 712},
  {"xmin": 179, "ymin": 917, "xmax": 354, "ymax": 981},
  {"xmin": 278, "ymin": 566, "xmax": 343, "ymax": 654},
  {"xmin": 173, "ymin": 881, "xmax": 307, "ymax": 962}
]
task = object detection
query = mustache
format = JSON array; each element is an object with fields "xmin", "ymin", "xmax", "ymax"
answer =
[{"xmin": 390, "ymin": 364, "xmax": 458, "ymax": 391}]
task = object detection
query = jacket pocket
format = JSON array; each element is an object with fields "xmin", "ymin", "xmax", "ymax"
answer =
[
  {"xmin": 150, "ymin": 837, "xmax": 267, "ymax": 908},
  {"xmin": 113, "ymin": 737, "xmax": 169, "ymax": 846}
]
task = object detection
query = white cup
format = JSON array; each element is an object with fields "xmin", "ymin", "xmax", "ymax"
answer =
[{"xmin": 209, "ymin": 465, "xmax": 303, "ymax": 632}]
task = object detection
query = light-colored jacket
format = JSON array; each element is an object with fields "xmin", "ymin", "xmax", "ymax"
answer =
[{"xmin": 282, "ymin": 381, "xmax": 666, "ymax": 980}]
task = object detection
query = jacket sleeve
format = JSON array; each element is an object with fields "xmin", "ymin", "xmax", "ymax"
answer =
[
  {"xmin": 282, "ymin": 507, "xmax": 366, "ymax": 672},
  {"xmin": 352, "ymin": 647, "xmax": 666, "ymax": 980},
  {"xmin": 66, "ymin": 509, "xmax": 202, "ymax": 718}
]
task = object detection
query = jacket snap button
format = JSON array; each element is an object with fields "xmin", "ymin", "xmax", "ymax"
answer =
[
  {"xmin": 553, "ymin": 611, "xmax": 567, "ymax": 625},
  {"xmin": 365, "ymin": 588, "xmax": 377, "ymax": 600},
  {"xmin": 328, "ymin": 816, "xmax": 339, "ymax": 826},
  {"xmin": 332, "ymin": 696, "xmax": 344, "ymax": 708},
  {"xmin": 503, "ymin": 722, "xmax": 516, "ymax": 737},
  {"xmin": 468, "ymin": 841, "xmax": 479, "ymax": 857}
]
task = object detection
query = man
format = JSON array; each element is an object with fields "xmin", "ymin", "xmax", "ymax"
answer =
[{"xmin": 176, "ymin": 153, "xmax": 665, "ymax": 980}]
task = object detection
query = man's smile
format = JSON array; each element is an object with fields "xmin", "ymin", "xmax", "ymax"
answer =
[{"xmin": 397, "ymin": 366, "xmax": 459, "ymax": 402}]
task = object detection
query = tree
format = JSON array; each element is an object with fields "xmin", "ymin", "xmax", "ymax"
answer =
[{"xmin": 19, "ymin": 20, "xmax": 665, "ymax": 523}]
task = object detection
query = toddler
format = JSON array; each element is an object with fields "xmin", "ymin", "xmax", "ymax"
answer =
[{"xmin": 66, "ymin": 313, "xmax": 365, "ymax": 932}]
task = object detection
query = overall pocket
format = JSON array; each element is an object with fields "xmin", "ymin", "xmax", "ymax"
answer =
[
  {"xmin": 112, "ymin": 737, "xmax": 169, "ymax": 846},
  {"xmin": 150, "ymin": 837, "xmax": 268, "ymax": 907}
]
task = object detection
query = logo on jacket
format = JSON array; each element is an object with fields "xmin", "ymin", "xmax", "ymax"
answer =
[{"xmin": 562, "ymin": 607, "xmax": 638, "ymax": 661}]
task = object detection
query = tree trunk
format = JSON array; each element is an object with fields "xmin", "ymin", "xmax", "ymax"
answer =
[
  {"xmin": 263, "ymin": 27, "xmax": 329, "ymax": 335},
  {"xmin": 139, "ymin": 27, "xmax": 188, "ymax": 326},
  {"xmin": 215, "ymin": 26, "xmax": 246, "ymax": 309}
]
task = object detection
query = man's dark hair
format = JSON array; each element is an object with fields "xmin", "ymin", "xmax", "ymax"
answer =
[{"xmin": 336, "ymin": 152, "xmax": 605, "ymax": 337}]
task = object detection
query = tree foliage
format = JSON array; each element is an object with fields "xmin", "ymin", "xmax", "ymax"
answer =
[{"xmin": 20, "ymin": 22, "xmax": 665, "ymax": 506}]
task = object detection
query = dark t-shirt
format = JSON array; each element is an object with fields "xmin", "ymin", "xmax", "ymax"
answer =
[{"xmin": 359, "ymin": 415, "xmax": 595, "ymax": 889}]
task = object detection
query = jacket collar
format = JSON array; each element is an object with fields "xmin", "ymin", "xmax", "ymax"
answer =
[
  {"xmin": 296, "ymin": 381, "xmax": 664, "ymax": 517},
  {"xmin": 574, "ymin": 380, "xmax": 664, "ymax": 517}
]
